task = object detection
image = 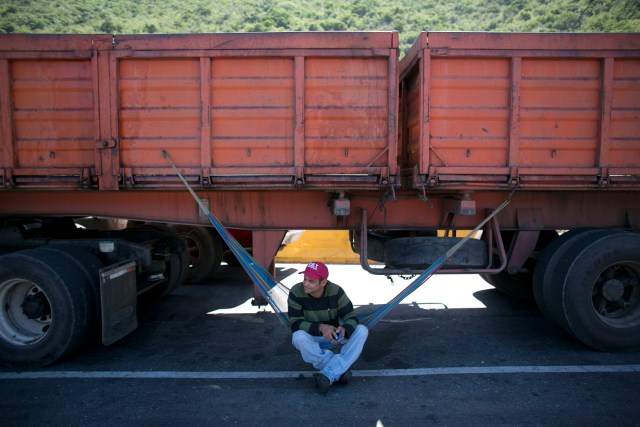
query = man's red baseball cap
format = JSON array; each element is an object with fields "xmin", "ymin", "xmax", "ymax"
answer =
[{"xmin": 299, "ymin": 261, "xmax": 329, "ymax": 280}]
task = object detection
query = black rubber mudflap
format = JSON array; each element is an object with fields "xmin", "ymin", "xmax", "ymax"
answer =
[{"xmin": 100, "ymin": 260, "xmax": 137, "ymax": 346}]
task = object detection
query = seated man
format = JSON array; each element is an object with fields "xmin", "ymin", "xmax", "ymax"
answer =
[{"xmin": 287, "ymin": 261, "xmax": 369, "ymax": 394}]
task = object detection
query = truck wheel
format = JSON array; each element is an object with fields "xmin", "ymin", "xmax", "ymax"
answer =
[
  {"xmin": 542, "ymin": 229, "xmax": 623, "ymax": 334},
  {"xmin": 553, "ymin": 231, "xmax": 640, "ymax": 350},
  {"xmin": 533, "ymin": 229, "xmax": 597, "ymax": 320},
  {"xmin": 171, "ymin": 225, "xmax": 223, "ymax": 283},
  {"xmin": 0, "ymin": 248, "xmax": 96, "ymax": 367},
  {"xmin": 138, "ymin": 223, "xmax": 190, "ymax": 287},
  {"xmin": 161, "ymin": 253, "xmax": 184, "ymax": 296},
  {"xmin": 45, "ymin": 245, "xmax": 104, "ymax": 335}
]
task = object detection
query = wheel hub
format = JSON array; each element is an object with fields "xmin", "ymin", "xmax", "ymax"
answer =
[
  {"xmin": 592, "ymin": 263, "xmax": 640, "ymax": 321},
  {"xmin": 21, "ymin": 292, "xmax": 48, "ymax": 319},
  {"xmin": 0, "ymin": 280, "xmax": 52, "ymax": 345},
  {"xmin": 601, "ymin": 279, "xmax": 625, "ymax": 302}
]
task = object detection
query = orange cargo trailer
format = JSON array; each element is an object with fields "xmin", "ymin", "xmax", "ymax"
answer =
[
  {"xmin": 395, "ymin": 31, "xmax": 640, "ymax": 353},
  {"xmin": 0, "ymin": 32, "xmax": 403, "ymax": 367},
  {"xmin": 0, "ymin": 32, "xmax": 398, "ymax": 191},
  {"xmin": 0, "ymin": 32, "xmax": 639, "ymax": 367},
  {"xmin": 399, "ymin": 32, "xmax": 640, "ymax": 190}
]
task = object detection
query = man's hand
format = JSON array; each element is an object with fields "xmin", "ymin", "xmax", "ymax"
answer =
[{"xmin": 319, "ymin": 324, "xmax": 346, "ymax": 344}]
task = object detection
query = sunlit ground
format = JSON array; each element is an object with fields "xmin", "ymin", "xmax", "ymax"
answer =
[{"xmin": 208, "ymin": 263, "xmax": 493, "ymax": 316}]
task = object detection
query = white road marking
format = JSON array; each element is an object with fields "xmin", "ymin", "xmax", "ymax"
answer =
[{"xmin": 1, "ymin": 364, "xmax": 639, "ymax": 380}]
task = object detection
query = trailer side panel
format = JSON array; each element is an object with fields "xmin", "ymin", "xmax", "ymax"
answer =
[{"xmin": 399, "ymin": 32, "xmax": 640, "ymax": 190}]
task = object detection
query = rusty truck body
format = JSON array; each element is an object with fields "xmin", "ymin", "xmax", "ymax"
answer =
[{"xmin": 0, "ymin": 31, "xmax": 639, "ymax": 367}]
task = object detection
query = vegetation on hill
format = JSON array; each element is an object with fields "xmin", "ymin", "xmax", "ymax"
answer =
[{"xmin": 1, "ymin": 0, "xmax": 638, "ymax": 53}]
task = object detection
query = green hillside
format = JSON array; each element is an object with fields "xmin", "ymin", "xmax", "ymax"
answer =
[{"xmin": 1, "ymin": 0, "xmax": 638, "ymax": 53}]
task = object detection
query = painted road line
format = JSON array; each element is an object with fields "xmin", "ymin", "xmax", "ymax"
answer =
[{"xmin": 1, "ymin": 364, "xmax": 640, "ymax": 380}]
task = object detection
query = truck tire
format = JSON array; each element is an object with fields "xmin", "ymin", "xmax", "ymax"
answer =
[
  {"xmin": 532, "ymin": 229, "xmax": 598, "ymax": 321},
  {"xmin": 547, "ymin": 231, "xmax": 640, "ymax": 349},
  {"xmin": 46, "ymin": 245, "xmax": 104, "ymax": 335},
  {"xmin": 542, "ymin": 229, "xmax": 622, "ymax": 334},
  {"xmin": 0, "ymin": 248, "xmax": 96, "ymax": 367},
  {"xmin": 171, "ymin": 225, "xmax": 223, "ymax": 283},
  {"xmin": 137, "ymin": 223, "xmax": 190, "ymax": 288},
  {"xmin": 160, "ymin": 253, "xmax": 184, "ymax": 296}
]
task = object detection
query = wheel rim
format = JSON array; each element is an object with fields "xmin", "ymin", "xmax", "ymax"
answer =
[
  {"xmin": 592, "ymin": 261, "xmax": 640, "ymax": 327},
  {"xmin": 0, "ymin": 278, "xmax": 53, "ymax": 345},
  {"xmin": 180, "ymin": 231, "xmax": 203, "ymax": 266}
]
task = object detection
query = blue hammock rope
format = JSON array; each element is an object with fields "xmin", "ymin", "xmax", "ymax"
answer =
[{"xmin": 163, "ymin": 150, "xmax": 512, "ymax": 332}]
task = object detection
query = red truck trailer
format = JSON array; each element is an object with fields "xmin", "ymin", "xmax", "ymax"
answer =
[
  {"xmin": 0, "ymin": 31, "xmax": 638, "ymax": 367},
  {"xmin": 394, "ymin": 32, "xmax": 640, "ymax": 353}
]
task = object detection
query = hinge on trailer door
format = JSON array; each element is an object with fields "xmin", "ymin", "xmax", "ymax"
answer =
[
  {"xmin": 200, "ymin": 168, "xmax": 211, "ymax": 188},
  {"xmin": 294, "ymin": 166, "xmax": 305, "ymax": 187},
  {"xmin": 508, "ymin": 167, "xmax": 520, "ymax": 187},
  {"xmin": 598, "ymin": 168, "xmax": 610, "ymax": 188},
  {"xmin": 412, "ymin": 164, "xmax": 438, "ymax": 190},
  {"xmin": 378, "ymin": 167, "xmax": 390, "ymax": 187},
  {"xmin": 1, "ymin": 169, "xmax": 13, "ymax": 189},
  {"xmin": 81, "ymin": 168, "xmax": 91, "ymax": 188},
  {"xmin": 122, "ymin": 167, "xmax": 135, "ymax": 188},
  {"xmin": 427, "ymin": 166, "xmax": 439, "ymax": 188}
]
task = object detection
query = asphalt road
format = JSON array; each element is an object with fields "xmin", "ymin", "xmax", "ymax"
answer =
[{"xmin": 1, "ymin": 263, "xmax": 639, "ymax": 426}]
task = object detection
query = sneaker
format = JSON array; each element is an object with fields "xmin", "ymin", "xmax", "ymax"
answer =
[
  {"xmin": 336, "ymin": 370, "xmax": 352, "ymax": 386},
  {"xmin": 314, "ymin": 373, "xmax": 331, "ymax": 394}
]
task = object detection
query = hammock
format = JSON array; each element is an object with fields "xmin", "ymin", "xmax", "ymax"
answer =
[{"xmin": 163, "ymin": 150, "xmax": 512, "ymax": 331}]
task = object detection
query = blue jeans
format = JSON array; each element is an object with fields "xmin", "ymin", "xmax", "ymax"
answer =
[{"xmin": 292, "ymin": 324, "xmax": 368, "ymax": 384}]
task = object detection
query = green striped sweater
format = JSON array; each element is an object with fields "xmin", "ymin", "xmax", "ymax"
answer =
[{"xmin": 287, "ymin": 281, "xmax": 359, "ymax": 337}]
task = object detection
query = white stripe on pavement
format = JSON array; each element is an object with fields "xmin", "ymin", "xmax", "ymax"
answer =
[{"xmin": 1, "ymin": 364, "xmax": 639, "ymax": 380}]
